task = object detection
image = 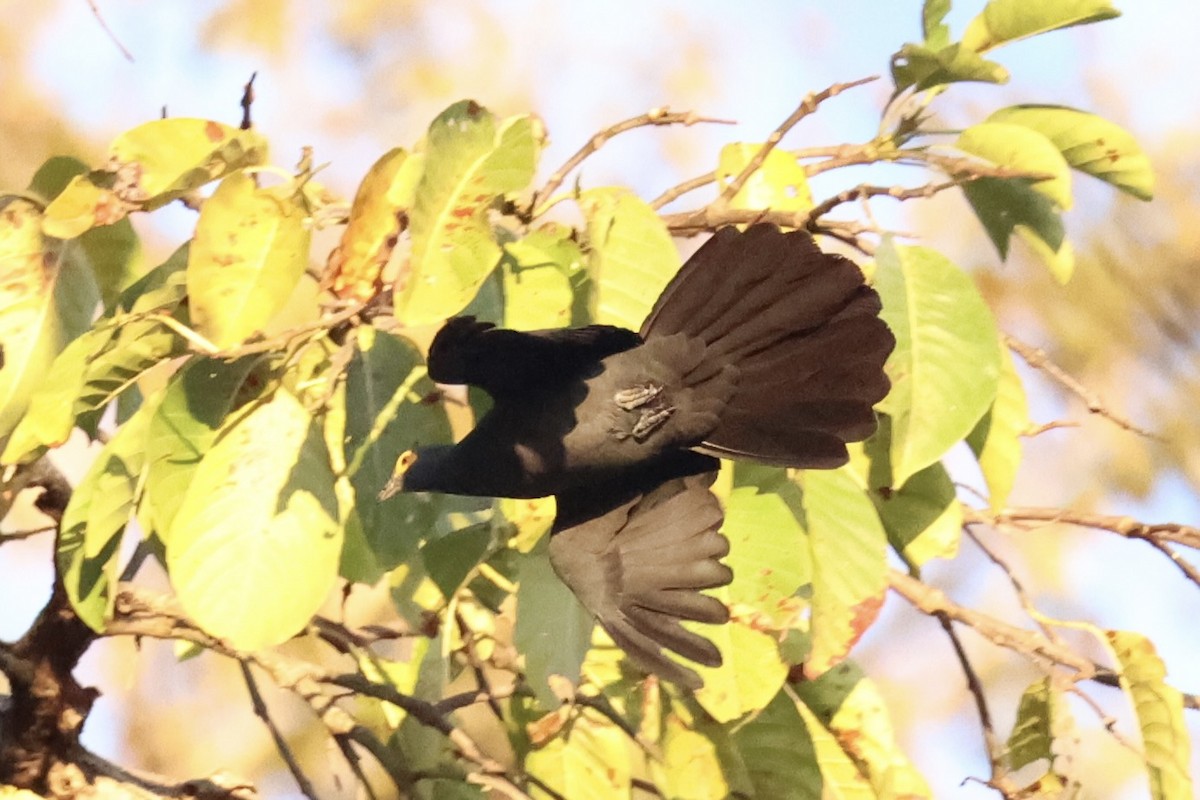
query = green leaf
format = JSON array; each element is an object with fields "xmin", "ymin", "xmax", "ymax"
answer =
[
  {"xmin": 986, "ymin": 105, "xmax": 1155, "ymax": 201},
  {"xmin": 526, "ymin": 710, "xmax": 633, "ymax": 799},
  {"xmin": 501, "ymin": 225, "xmax": 582, "ymax": 330},
  {"xmin": 654, "ymin": 711, "xmax": 730, "ymax": 800},
  {"xmin": 861, "ymin": 425, "xmax": 962, "ymax": 566},
  {"xmin": 187, "ymin": 171, "xmax": 311, "ymax": 348},
  {"xmin": 1105, "ymin": 631, "xmax": 1195, "ymax": 800},
  {"xmin": 328, "ymin": 147, "xmax": 424, "ymax": 301},
  {"xmin": 891, "ymin": 42, "xmax": 1009, "ymax": 93},
  {"xmin": 796, "ymin": 661, "xmax": 933, "ymax": 798},
  {"xmin": 0, "ymin": 199, "xmax": 98, "ymax": 447},
  {"xmin": 967, "ymin": 346, "xmax": 1030, "ymax": 512},
  {"xmin": 962, "ymin": 176, "xmax": 1066, "ymax": 266},
  {"xmin": 1007, "ymin": 677, "xmax": 1067, "ymax": 772},
  {"xmin": 421, "ymin": 523, "xmax": 493, "ymax": 600},
  {"xmin": 721, "ymin": 482, "xmax": 810, "ymax": 630},
  {"xmin": 42, "ymin": 120, "xmax": 267, "ymax": 236},
  {"xmin": 342, "ymin": 327, "xmax": 452, "ymax": 576},
  {"xmin": 3, "ymin": 315, "xmax": 182, "ymax": 463},
  {"xmin": 166, "ymin": 389, "xmax": 342, "ymax": 650},
  {"xmin": 578, "ymin": 188, "xmax": 680, "ymax": 330},
  {"xmin": 693, "ymin": 617, "xmax": 789, "ymax": 723},
  {"xmin": 58, "ymin": 403, "xmax": 153, "ymax": 631},
  {"xmin": 922, "ymin": 0, "xmax": 952, "ymax": 48},
  {"xmin": 733, "ymin": 690, "xmax": 823, "ymax": 799},
  {"xmin": 800, "ymin": 467, "xmax": 888, "ymax": 678},
  {"xmin": 354, "ymin": 636, "xmax": 430, "ymax": 731},
  {"xmin": 958, "ymin": 122, "xmax": 1073, "ymax": 209},
  {"xmin": 144, "ymin": 355, "xmax": 262, "ymax": 536},
  {"xmin": 793, "ymin": 698, "xmax": 877, "ymax": 798},
  {"xmin": 397, "ymin": 103, "xmax": 545, "ymax": 325},
  {"xmin": 516, "ymin": 535, "xmax": 594, "ymax": 709},
  {"xmin": 716, "ymin": 144, "xmax": 813, "ymax": 212},
  {"xmin": 962, "ymin": 0, "xmax": 1120, "ymax": 53},
  {"xmin": 874, "ymin": 241, "xmax": 1002, "ymax": 486}
]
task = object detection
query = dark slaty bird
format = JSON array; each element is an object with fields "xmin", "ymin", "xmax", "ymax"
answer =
[{"xmin": 381, "ymin": 224, "xmax": 894, "ymax": 689}]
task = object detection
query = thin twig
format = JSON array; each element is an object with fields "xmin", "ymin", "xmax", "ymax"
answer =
[
  {"xmin": 934, "ymin": 612, "xmax": 1016, "ymax": 797},
  {"xmin": 1004, "ymin": 334, "xmax": 1159, "ymax": 439},
  {"xmin": 85, "ymin": 0, "xmax": 134, "ymax": 62},
  {"xmin": 649, "ymin": 171, "xmax": 718, "ymax": 210},
  {"xmin": 0, "ymin": 525, "xmax": 56, "ymax": 542},
  {"xmin": 529, "ymin": 108, "xmax": 735, "ymax": 215},
  {"xmin": 887, "ymin": 570, "xmax": 1098, "ymax": 678},
  {"xmin": 963, "ymin": 527, "xmax": 1065, "ymax": 646},
  {"xmin": 803, "ymin": 180, "xmax": 961, "ymax": 223},
  {"xmin": 241, "ymin": 661, "xmax": 320, "ymax": 800},
  {"xmin": 717, "ymin": 76, "xmax": 879, "ymax": 204},
  {"xmin": 973, "ymin": 506, "xmax": 1200, "ymax": 551}
]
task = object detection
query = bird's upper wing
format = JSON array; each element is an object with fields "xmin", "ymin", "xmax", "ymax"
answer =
[
  {"xmin": 547, "ymin": 454, "xmax": 730, "ymax": 690},
  {"xmin": 427, "ymin": 316, "xmax": 642, "ymax": 400}
]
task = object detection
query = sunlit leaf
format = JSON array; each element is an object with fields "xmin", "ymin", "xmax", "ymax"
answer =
[
  {"xmin": 1007, "ymin": 677, "xmax": 1064, "ymax": 772},
  {"xmin": 144, "ymin": 355, "xmax": 263, "ymax": 537},
  {"xmin": 354, "ymin": 637, "xmax": 430, "ymax": 731},
  {"xmin": 796, "ymin": 661, "xmax": 933, "ymax": 798},
  {"xmin": 167, "ymin": 389, "xmax": 341, "ymax": 650},
  {"xmin": 693, "ymin": 617, "xmax": 789, "ymax": 723},
  {"xmin": 861, "ymin": 426, "xmax": 962, "ymax": 566},
  {"xmin": 891, "ymin": 42, "xmax": 1009, "ymax": 93},
  {"xmin": 716, "ymin": 144, "xmax": 813, "ymax": 212},
  {"xmin": 874, "ymin": 241, "xmax": 1001, "ymax": 486},
  {"xmin": 0, "ymin": 199, "xmax": 98, "ymax": 448},
  {"xmin": 579, "ymin": 188, "xmax": 680, "ymax": 330},
  {"xmin": 962, "ymin": 0, "xmax": 1120, "ymax": 53},
  {"xmin": 397, "ymin": 103, "xmax": 545, "ymax": 325},
  {"xmin": 1105, "ymin": 631, "xmax": 1195, "ymax": 800},
  {"xmin": 721, "ymin": 482, "xmax": 810, "ymax": 629},
  {"xmin": 187, "ymin": 171, "xmax": 311, "ymax": 348},
  {"xmin": 326, "ymin": 147, "xmax": 424, "ymax": 302},
  {"xmin": 526, "ymin": 709, "xmax": 633, "ymax": 799},
  {"xmin": 963, "ymin": 176, "xmax": 1066, "ymax": 267},
  {"xmin": 967, "ymin": 346, "xmax": 1030, "ymax": 512},
  {"xmin": 958, "ymin": 123, "xmax": 1073, "ymax": 209},
  {"xmin": 800, "ymin": 467, "xmax": 888, "ymax": 678},
  {"xmin": 502, "ymin": 225, "xmax": 580, "ymax": 330},
  {"xmin": 793, "ymin": 697, "xmax": 877, "ymax": 798},
  {"xmin": 655, "ymin": 712, "xmax": 729, "ymax": 800},
  {"xmin": 986, "ymin": 105, "xmax": 1154, "ymax": 201},
  {"xmin": 922, "ymin": 0, "xmax": 952, "ymax": 48},
  {"xmin": 58, "ymin": 404, "xmax": 153, "ymax": 631},
  {"xmin": 42, "ymin": 120, "xmax": 267, "ymax": 236}
]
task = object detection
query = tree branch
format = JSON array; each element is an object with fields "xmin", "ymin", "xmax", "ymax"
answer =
[{"xmin": 529, "ymin": 108, "xmax": 735, "ymax": 215}]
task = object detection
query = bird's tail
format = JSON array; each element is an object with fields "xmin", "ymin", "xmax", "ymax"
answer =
[{"xmin": 640, "ymin": 224, "xmax": 894, "ymax": 468}]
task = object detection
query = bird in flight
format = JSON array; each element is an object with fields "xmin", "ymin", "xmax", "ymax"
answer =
[{"xmin": 381, "ymin": 224, "xmax": 894, "ymax": 689}]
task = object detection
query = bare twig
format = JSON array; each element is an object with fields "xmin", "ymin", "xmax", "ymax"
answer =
[
  {"xmin": 963, "ymin": 527, "xmax": 1065, "ymax": 646},
  {"xmin": 0, "ymin": 525, "xmax": 56, "ymax": 542},
  {"xmin": 803, "ymin": 180, "xmax": 961, "ymax": 223},
  {"xmin": 530, "ymin": 108, "xmax": 735, "ymax": 215},
  {"xmin": 972, "ymin": 506, "xmax": 1200, "ymax": 551},
  {"xmin": 1004, "ymin": 334, "xmax": 1159, "ymax": 439},
  {"xmin": 934, "ymin": 613, "xmax": 1016, "ymax": 797},
  {"xmin": 240, "ymin": 72, "xmax": 257, "ymax": 130},
  {"xmin": 716, "ymin": 76, "xmax": 879, "ymax": 204},
  {"xmin": 649, "ymin": 171, "xmax": 717, "ymax": 210},
  {"xmin": 85, "ymin": 0, "xmax": 134, "ymax": 62},
  {"xmin": 240, "ymin": 662, "xmax": 319, "ymax": 800},
  {"xmin": 887, "ymin": 570, "xmax": 1098, "ymax": 678}
]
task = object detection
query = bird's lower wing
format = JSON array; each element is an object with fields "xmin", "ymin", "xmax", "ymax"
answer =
[{"xmin": 548, "ymin": 465, "xmax": 730, "ymax": 690}]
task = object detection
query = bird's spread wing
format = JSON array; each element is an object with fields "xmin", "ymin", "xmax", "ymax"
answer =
[
  {"xmin": 548, "ymin": 458, "xmax": 730, "ymax": 690},
  {"xmin": 427, "ymin": 316, "xmax": 642, "ymax": 400}
]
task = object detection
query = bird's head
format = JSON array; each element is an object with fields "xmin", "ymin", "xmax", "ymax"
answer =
[{"xmin": 377, "ymin": 449, "xmax": 420, "ymax": 500}]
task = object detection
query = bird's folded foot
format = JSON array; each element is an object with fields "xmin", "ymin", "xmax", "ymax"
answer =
[{"xmin": 614, "ymin": 383, "xmax": 663, "ymax": 410}]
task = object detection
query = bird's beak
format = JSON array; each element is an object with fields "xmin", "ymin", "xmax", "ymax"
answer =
[{"xmin": 378, "ymin": 449, "xmax": 419, "ymax": 500}]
